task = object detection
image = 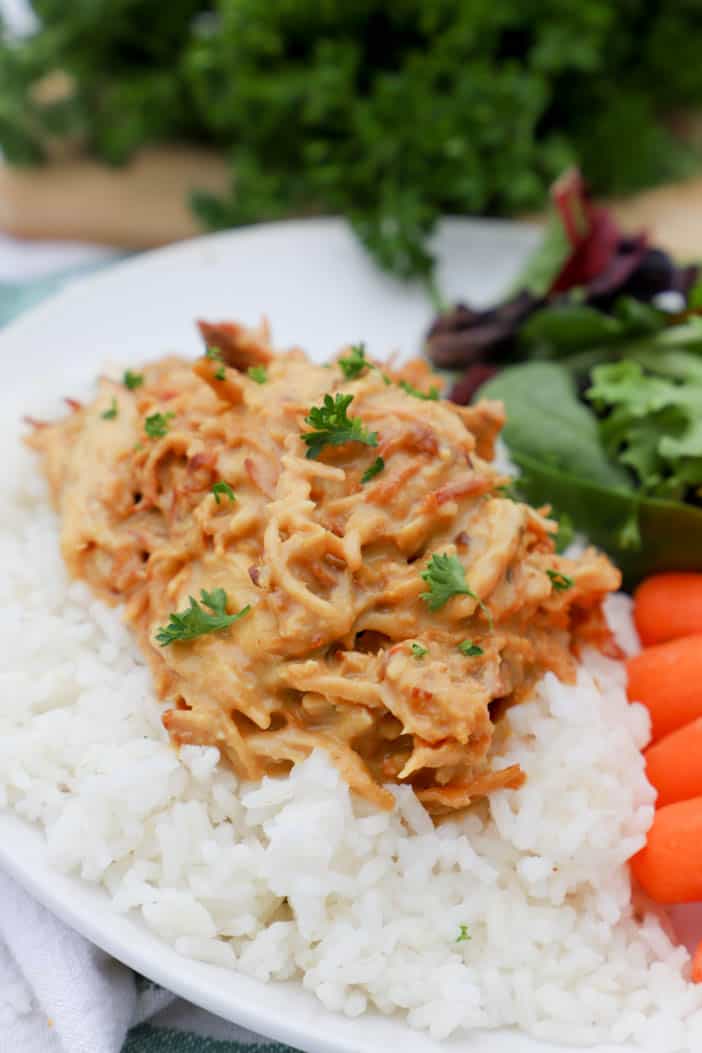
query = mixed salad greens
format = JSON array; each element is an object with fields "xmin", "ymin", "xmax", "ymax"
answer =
[{"xmin": 428, "ymin": 171, "xmax": 702, "ymax": 586}]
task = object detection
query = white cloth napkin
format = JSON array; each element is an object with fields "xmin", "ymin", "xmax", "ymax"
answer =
[{"xmin": 0, "ymin": 869, "xmax": 280, "ymax": 1052}]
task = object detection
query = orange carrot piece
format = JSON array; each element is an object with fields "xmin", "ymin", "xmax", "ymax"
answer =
[
  {"xmin": 627, "ymin": 634, "xmax": 702, "ymax": 742},
  {"xmin": 634, "ymin": 573, "xmax": 702, "ymax": 647},
  {"xmin": 630, "ymin": 797, "xmax": 702, "ymax": 904},
  {"xmin": 645, "ymin": 717, "xmax": 702, "ymax": 807},
  {"xmin": 693, "ymin": 941, "xmax": 702, "ymax": 984}
]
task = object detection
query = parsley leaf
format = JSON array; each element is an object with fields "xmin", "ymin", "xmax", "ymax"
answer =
[
  {"xmin": 399, "ymin": 380, "xmax": 439, "ymax": 401},
  {"xmin": 547, "ymin": 569, "xmax": 574, "ymax": 591},
  {"xmin": 155, "ymin": 589, "xmax": 250, "ymax": 646},
  {"xmin": 339, "ymin": 343, "xmax": 370, "ymax": 380},
  {"xmin": 458, "ymin": 640, "xmax": 483, "ymax": 656},
  {"xmin": 456, "ymin": 924, "xmax": 471, "ymax": 943},
  {"xmin": 420, "ymin": 553, "xmax": 475, "ymax": 611},
  {"xmin": 411, "ymin": 642, "xmax": 428, "ymax": 659},
  {"xmin": 247, "ymin": 365, "xmax": 268, "ymax": 384},
  {"xmin": 212, "ymin": 481, "xmax": 236, "ymax": 504},
  {"xmin": 302, "ymin": 393, "xmax": 378, "ymax": 460},
  {"xmin": 144, "ymin": 411, "xmax": 175, "ymax": 438},
  {"xmin": 362, "ymin": 456, "xmax": 385, "ymax": 483},
  {"xmin": 101, "ymin": 397, "xmax": 118, "ymax": 420},
  {"xmin": 214, "ymin": 364, "xmax": 226, "ymax": 381},
  {"xmin": 206, "ymin": 346, "xmax": 224, "ymax": 361},
  {"xmin": 123, "ymin": 370, "xmax": 144, "ymax": 391}
]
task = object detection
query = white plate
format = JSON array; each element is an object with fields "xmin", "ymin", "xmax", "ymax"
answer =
[{"xmin": 0, "ymin": 217, "xmax": 628, "ymax": 1053}]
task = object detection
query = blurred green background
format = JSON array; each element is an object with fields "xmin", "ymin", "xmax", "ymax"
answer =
[{"xmin": 2, "ymin": 1, "xmax": 702, "ymax": 279}]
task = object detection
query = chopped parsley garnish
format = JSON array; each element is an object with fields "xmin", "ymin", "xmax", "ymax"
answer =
[
  {"xmin": 155, "ymin": 588, "xmax": 250, "ymax": 646},
  {"xmin": 339, "ymin": 343, "xmax": 370, "ymax": 380},
  {"xmin": 101, "ymin": 397, "xmax": 118, "ymax": 420},
  {"xmin": 205, "ymin": 346, "xmax": 224, "ymax": 361},
  {"xmin": 421, "ymin": 552, "xmax": 494, "ymax": 626},
  {"xmin": 302, "ymin": 393, "xmax": 378, "ymax": 460},
  {"xmin": 420, "ymin": 553, "xmax": 476, "ymax": 611},
  {"xmin": 144, "ymin": 411, "xmax": 175, "ymax": 438},
  {"xmin": 547, "ymin": 569, "xmax": 574, "ymax": 591},
  {"xmin": 212, "ymin": 481, "xmax": 236, "ymax": 504},
  {"xmin": 456, "ymin": 924, "xmax": 471, "ymax": 943},
  {"xmin": 214, "ymin": 364, "xmax": 226, "ymax": 381},
  {"xmin": 123, "ymin": 370, "xmax": 144, "ymax": 391},
  {"xmin": 411, "ymin": 642, "xmax": 428, "ymax": 659},
  {"xmin": 458, "ymin": 640, "xmax": 483, "ymax": 657},
  {"xmin": 362, "ymin": 456, "xmax": 385, "ymax": 483},
  {"xmin": 399, "ymin": 380, "xmax": 439, "ymax": 401},
  {"xmin": 247, "ymin": 365, "xmax": 268, "ymax": 384}
]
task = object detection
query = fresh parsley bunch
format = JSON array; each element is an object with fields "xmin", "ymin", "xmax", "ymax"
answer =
[{"xmin": 2, "ymin": 2, "xmax": 701, "ymax": 280}]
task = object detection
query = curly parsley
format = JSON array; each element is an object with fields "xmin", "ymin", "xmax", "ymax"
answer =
[
  {"xmin": 421, "ymin": 552, "xmax": 493, "ymax": 626},
  {"xmin": 547, "ymin": 569, "xmax": 574, "ymax": 591},
  {"xmin": 339, "ymin": 343, "xmax": 370, "ymax": 380},
  {"xmin": 123, "ymin": 370, "xmax": 144, "ymax": 391},
  {"xmin": 205, "ymin": 346, "xmax": 224, "ymax": 361},
  {"xmin": 101, "ymin": 397, "xmax": 118, "ymax": 420},
  {"xmin": 399, "ymin": 380, "xmax": 439, "ymax": 401},
  {"xmin": 456, "ymin": 924, "xmax": 471, "ymax": 943},
  {"xmin": 420, "ymin": 553, "xmax": 476, "ymax": 611},
  {"xmin": 212, "ymin": 481, "xmax": 236, "ymax": 504},
  {"xmin": 411, "ymin": 642, "xmax": 428, "ymax": 659},
  {"xmin": 155, "ymin": 589, "xmax": 250, "ymax": 646},
  {"xmin": 144, "ymin": 411, "xmax": 175, "ymax": 439},
  {"xmin": 362, "ymin": 456, "xmax": 385, "ymax": 483},
  {"xmin": 247, "ymin": 365, "xmax": 268, "ymax": 384},
  {"xmin": 458, "ymin": 640, "xmax": 483, "ymax": 656},
  {"xmin": 302, "ymin": 393, "xmax": 378, "ymax": 460}
]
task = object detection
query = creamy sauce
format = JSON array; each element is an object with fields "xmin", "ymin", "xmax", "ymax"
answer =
[{"xmin": 28, "ymin": 319, "xmax": 620, "ymax": 814}]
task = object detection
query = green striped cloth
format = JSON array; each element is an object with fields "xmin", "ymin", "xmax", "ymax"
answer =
[
  {"xmin": 124, "ymin": 1028, "xmax": 289, "ymax": 1053},
  {"xmin": 1, "ymin": 264, "xmax": 298, "ymax": 1053}
]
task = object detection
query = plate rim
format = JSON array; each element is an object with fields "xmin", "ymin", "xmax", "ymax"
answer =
[{"xmin": 0, "ymin": 214, "xmax": 540, "ymax": 348}]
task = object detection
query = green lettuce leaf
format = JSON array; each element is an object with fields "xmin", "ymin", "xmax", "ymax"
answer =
[{"xmin": 588, "ymin": 360, "xmax": 702, "ymax": 500}]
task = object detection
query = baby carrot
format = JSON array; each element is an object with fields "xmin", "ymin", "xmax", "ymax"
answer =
[
  {"xmin": 634, "ymin": 573, "xmax": 702, "ymax": 647},
  {"xmin": 627, "ymin": 634, "xmax": 702, "ymax": 741},
  {"xmin": 630, "ymin": 797, "xmax": 702, "ymax": 904},
  {"xmin": 645, "ymin": 718, "xmax": 702, "ymax": 808},
  {"xmin": 693, "ymin": 941, "xmax": 702, "ymax": 984}
]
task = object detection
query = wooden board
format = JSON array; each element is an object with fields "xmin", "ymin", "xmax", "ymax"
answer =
[
  {"xmin": 1, "ymin": 144, "xmax": 701, "ymax": 259},
  {"xmin": 0, "ymin": 146, "xmax": 230, "ymax": 248}
]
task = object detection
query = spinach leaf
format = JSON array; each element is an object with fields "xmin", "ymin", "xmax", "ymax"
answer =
[
  {"xmin": 521, "ymin": 296, "xmax": 664, "ymax": 357},
  {"xmin": 482, "ymin": 362, "xmax": 631, "ymax": 490},
  {"xmin": 511, "ymin": 451, "xmax": 702, "ymax": 587},
  {"xmin": 482, "ymin": 359, "xmax": 702, "ymax": 586},
  {"xmin": 522, "ymin": 304, "xmax": 622, "ymax": 352}
]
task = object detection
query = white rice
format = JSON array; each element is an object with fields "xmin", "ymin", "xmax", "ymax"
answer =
[{"xmin": 3, "ymin": 428, "xmax": 702, "ymax": 1050}]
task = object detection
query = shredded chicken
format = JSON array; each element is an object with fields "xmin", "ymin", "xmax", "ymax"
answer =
[{"xmin": 27, "ymin": 320, "xmax": 620, "ymax": 814}]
